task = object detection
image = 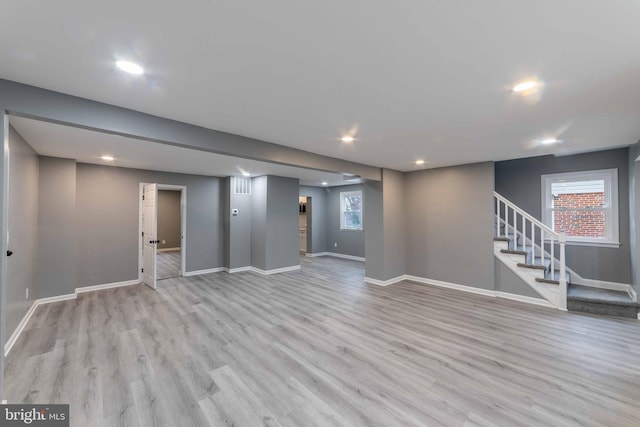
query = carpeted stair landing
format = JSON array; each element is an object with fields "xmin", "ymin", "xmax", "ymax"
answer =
[{"xmin": 567, "ymin": 285, "xmax": 640, "ymax": 319}]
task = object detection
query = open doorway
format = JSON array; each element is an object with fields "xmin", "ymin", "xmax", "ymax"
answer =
[
  {"xmin": 299, "ymin": 196, "xmax": 312, "ymax": 254},
  {"xmin": 139, "ymin": 183, "xmax": 186, "ymax": 289},
  {"xmin": 157, "ymin": 189, "xmax": 183, "ymax": 279}
]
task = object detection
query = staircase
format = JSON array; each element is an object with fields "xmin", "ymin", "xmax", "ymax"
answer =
[{"xmin": 494, "ymin": 192, "xmax": 640, "ymax": 319}]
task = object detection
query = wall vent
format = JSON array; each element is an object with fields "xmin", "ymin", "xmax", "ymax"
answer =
[{"xmin": 233, "ymin": 177, "xmax": 252, "ymax": 195}]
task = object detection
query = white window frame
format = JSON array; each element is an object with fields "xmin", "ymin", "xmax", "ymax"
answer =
[
  {"xmin": 541, "ymin": 168, "xmax": 619, "ymax": 248},
  {"xmin": 340, "ymin": 190, "xmax": 363, "ymax": 231}
]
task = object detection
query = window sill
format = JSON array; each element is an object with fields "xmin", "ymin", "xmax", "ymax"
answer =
[
  {"xmin": 340, "ymin": 228, "xmax": 363, "ymax": 232},
  {"xmin": 564, "ymin": 240, "xmax": 621, "ymax": 248}
]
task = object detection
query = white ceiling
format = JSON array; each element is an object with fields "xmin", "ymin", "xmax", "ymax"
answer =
[
  {"xmin": 1, "ymin": 1, "xmax": 640, "ymax": 171},
  {"xmin": 9, "ymin": 116, "xmax": 357, "ymax": 187}
]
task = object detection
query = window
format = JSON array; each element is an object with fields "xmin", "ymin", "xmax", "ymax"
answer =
[
  {"xmin": 541, "ymin": 169, "xmax": 619, "ymax": 247},
  {"xmin": 340, "ymin": 190, "xmax": 363, "ymax": 230}
]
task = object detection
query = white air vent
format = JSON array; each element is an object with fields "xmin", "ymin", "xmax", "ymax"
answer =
[{"xmin": 233, "ymin": 177, "xmax": 252, "ymax": 195}]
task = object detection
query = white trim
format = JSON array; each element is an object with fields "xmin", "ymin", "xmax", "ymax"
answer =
[
  {"xmin": 4, "ymin": 293, "xmax": 76, "ymax": 356},
  {"xmin": 1, "ymin": 113, "xmax": 10, "ymax": 370},
  {"xmin": 325, "ymin": 252, "xmax": 366, "ymax": 262},
  {"xmin": 183, "ymin": 267, "xmax": 225, "ymax": 277},
  {"xmin": 494, "ymin": 291, "xmax": 555, "ymax": 308},
  {"xmin": 158, "ymin": 247, "xmax": 181, "ymax": 252},
  {"xmin": 35, "ymin": 293, "xmax": 77, "ymax": 304},
  {"xmin": 305, "ymin": 252, "xmax": 329, "ymax": 257},
  {"xmin": 563, "ymin": 240, "xmax": 621, "ymax": 248},
  {"xmin": 573, "ymin": 277, "xmax": 634, "ymax": 294},
  {"xmin": 250, "ymin": 265, "xmax": 301, "ymax": 275},
  {"xmin": 223, "ymin": 266, "xmax": 252, "ymax": 273},
  {"xmin": 364, "ymin": 273, "xmax": 554, "ymax": 308},
  {"xmin": 364, "ymin": 276, "xmax": 405, "ymax": 286},
  {"xmin": 304, "ymin": 251, "xmax": 365, "ymax": 261},
  {"xmin": 541, "ymin": 168, "xmax": 619, "ymax": 245},
  {"xmin": 75, "ymin": 280, "xmax": 139, "ymax": 294},
  {"xmin": 404, "ymin": 275, "xmax": 496, "ymax": 297},
  {"xmin": 138, "ymin": 183, "xmax": 187, "ymax": 285},
  {"xmin": 4, "ymin": 301, "xmax": 37, "ymax": 356},
  {"xmin": 339, "ymin": 190, "xmax": 363, "ymax": 231}
]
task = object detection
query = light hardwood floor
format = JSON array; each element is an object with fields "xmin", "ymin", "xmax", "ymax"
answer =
[
  {"xmin": 157, "ymin": 250, "xmax": 181, "ymax": 280},
  {"xmin": 4, "ymin": 257, "xmax": 640, "ymax": 426}
]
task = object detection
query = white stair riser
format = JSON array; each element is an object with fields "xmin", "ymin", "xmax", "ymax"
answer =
[{"xmin": 494, "ymin": 244, "xmax": 558, "ymax": 307}]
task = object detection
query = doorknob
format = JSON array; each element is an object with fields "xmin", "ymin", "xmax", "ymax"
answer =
[{"xmin": 6, "ymin": 250, "xmax": 13, "ymax": 256}]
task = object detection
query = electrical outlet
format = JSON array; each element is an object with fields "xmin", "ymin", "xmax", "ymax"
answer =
[
  {"xmin": 334, "ymin": 242, "xmax": 338, "ymax": 248},
  {"xmin": 162, "ymin": 239, "xmax": 166, "ymax": 244},
  {"xmin": 26, "ymin": 288, "xmax": 29, "ymax": 300}
]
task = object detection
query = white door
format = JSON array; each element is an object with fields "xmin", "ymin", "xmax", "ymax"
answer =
[{"xmin": 143, "ymin": 183, "xmax": 158, "ymax": 289}]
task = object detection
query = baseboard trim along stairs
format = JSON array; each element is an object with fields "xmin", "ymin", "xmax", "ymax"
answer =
[{"xmin": 364, "ymin": 275, "xmax": 555, "ymax": 308}]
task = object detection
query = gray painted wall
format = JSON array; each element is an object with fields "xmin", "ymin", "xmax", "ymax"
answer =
[
  {"xmin": 326, "ymin": 184, "xmax": 365, "ymax": 258},
  {"xmin": 5, "ymin": 127, "xmax": 38, "ymax": 343},
  {"xmin": 405, "ymin": 162, "xmax": 495, "ymax": 290},
  {"xmin": 495, "ymin": 259, "xmax": 545, "ymax": 299},
  {"xmin": 75, "ymin": 163, "xmax": 223, "ymax": 287},
  {"xmin": 495, "ymin": 149, "xmax": 631, "ymax": 283},
  {"xmin": 251, "ymin": 177, "xmax": 268, "ymax": 270},
  {"xmin": 36, "ymin": 157, "xmax": 77, "ymax": 298},
  {"xmin": 266, "ymin": 176, "xmax": 300, "ymax": 270},
  {"xmin": 364, "ymin": 181, "xmax": 384, "ymax": 279},
  {"xmin": 225, "ymin": 178, "xmax": 252, "ymax": 269},
  {"xmin": 628, "ymin": 142, "xmax": 640, "ymax": 299},
  {"xmin": 299, "ymin": 186, "xmax": 328, "ymax": 254},
  {"xmin": 157, "ymin": 190, "xmax": 182, "ymax": 249},
  {"xmin": 251, "ymin": 176, "xmax": 299, "ymax": 270},
  {"xmin": 382, "ymin": 169, "xmax": 406, "ymax": 280}
]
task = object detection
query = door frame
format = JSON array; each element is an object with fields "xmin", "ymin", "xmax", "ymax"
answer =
[{"xmin": 138, "ymin": 183, "xmax": 187, "ymax": 284}]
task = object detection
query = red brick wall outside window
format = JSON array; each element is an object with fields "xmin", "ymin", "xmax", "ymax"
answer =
[{"xmin": 552, "ymin": 192, "xmax": 605, "ymax": 238}]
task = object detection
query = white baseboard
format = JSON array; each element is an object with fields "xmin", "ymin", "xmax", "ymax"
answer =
[
  {"xmin": 34, "ymin": 293, "xmax": 78, "ymax": 304},
  {"xmin": 183, "ymin": 267, "xmax": 225, "ymax": 277},
  {"xmin": 364, "ymin": 276, "xmax": 405, "ymax": 286},
  {"xmin": 251, "ymin": 265, "xmax": 301, "ymax": 275},
  {"xmin": 305, "ymin": 252, "xmax": 328, "ymax": 257},
  {"xmin": 4, "ymin": 293, "xmax": 76, "ymax": 357},
  {"xmin": 364, "ymin": 273, "xmax": 552, "ymax": 308},
  {"xmin": 223, "ymin": 266, "xmax": 252, "ymax": 273},
  {"xmin": 573, "ymin": 277, "xmax": 634, "ymax": 294},
  {"xmin": 158, "ymin": 247, "xmax": 181, "ymax": 252},
  {"xmin": 325, "ymin": 252, "xmax": 365, "ymax": 262},
  {"xmin": 404, "ymin": 275, "xmax": 496, "ymax": 297},
  {"xmin": 75, "ymin": 279, "xmax": 139, "ymax": 294},
  {"xmin": 494, "ymin": 291, "xmax": 555, "ymax": 308},
  {"xmin": 4, "ymin": 301, "xmax": 37, "ymax": 357},
  {"xmin": 305, "ymin": 252, "xmax": 365, "ymax": 262}
]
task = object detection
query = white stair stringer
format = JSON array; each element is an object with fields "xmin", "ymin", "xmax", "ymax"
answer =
[{"xmin": 494, "ymin": 242, "xmax": 559, "ymax": 307}]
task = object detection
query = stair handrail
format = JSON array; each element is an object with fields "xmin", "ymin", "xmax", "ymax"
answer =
[
  {"xmin": 493, "ymin": 192, "xmax": 557, "ymax": 238},
  {"xmin": 494, "ymin": 191, "xmax": 567, "ymax": 310}
]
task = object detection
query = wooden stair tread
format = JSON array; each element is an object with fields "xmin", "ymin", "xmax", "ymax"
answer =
[{"xmin": 517, "ymin": 262, "xmax": 546, "ymax": 270}]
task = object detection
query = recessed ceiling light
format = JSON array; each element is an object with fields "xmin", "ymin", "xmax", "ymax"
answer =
[
  {"xmin": 341, "ymin": 136, "xmax": 355, "ymax": 143},
  {"xmin": 242, "ymin": 171, "xmax": 251, "ymax": 177},
  {"xmin": 541, "ymin": 138, "xmax": 561, "ymax": 145},
  {"xmin": 512, "ymin": 81, "xmax": 538, "ymax": 93},
  {"xmin": 321, "ymin": 181, "xmax": 328, "ymax": 186},
  {"xmin": 101, "ymin": 155, "xmax": 115, "ymax": 161},
  {"xmin": 116, "ymin": 60, "xmax": 144, "ymax": 75},
  {"xmin": 415, "ymin": 159, "xmax": 426, "ymax": 165}
]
